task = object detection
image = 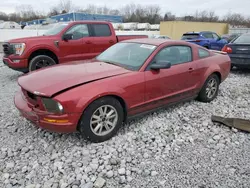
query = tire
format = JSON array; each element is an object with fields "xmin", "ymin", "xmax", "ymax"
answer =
[
  {"xmin": 203, "ymin": 46, "xmax": 209, "ymax": 49},
  {"xmin": 78, "ymin": 97, "xmax": 124, "ymax": 143},
  {"xmin": 29, "ymin": 55, "xmax": 56, "ymax": 72},
  {"xmin": 197, "ymin": 74, "xmax": 220, "ymax": 103}
]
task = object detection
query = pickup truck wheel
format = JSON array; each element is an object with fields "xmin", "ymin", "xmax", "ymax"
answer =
[
  {"xmin": 29, "ymin": 55, "xmax": 56, "ymax": 72},
  {"xmin": 197, "ymin": 74, "xmax": 220, "ymax": 103},
  {"xmin": 78, "ymin": 97, "xmax": 124, "ymax": 143}
]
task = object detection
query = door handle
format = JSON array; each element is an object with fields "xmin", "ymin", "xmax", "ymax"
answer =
[
  {"xmin": 188, "ymin": 68, "xmax": 194, "ymax": 72},
  {"xmin": 85, "ymin": 41, "xmax": 92, "ymax": 44},
  {"xmin": 109, "ymin": 40, "xmax": 114, "ymax": 44}
]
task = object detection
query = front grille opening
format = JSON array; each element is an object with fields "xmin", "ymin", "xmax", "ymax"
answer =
[{"xmin": 2, "ymin": 43, "xmax": 13, "ymax": 56}]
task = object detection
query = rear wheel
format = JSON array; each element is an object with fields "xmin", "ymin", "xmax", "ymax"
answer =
[
  {"xmin": 29, "ymin": 55, "xmax": 56, "ymax": 72},
  {"xmin": 78, "ymin": 97, "xmax": 124, "ymax": 143},
  {"xmin": 197, "ymin": 74, "xmax": 220, "ymax": 103}
]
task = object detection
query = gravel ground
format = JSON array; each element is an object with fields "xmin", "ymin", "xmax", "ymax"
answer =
[{"xmin": 0, "ymin": 57, "xmax": 250, "ymax": 188}]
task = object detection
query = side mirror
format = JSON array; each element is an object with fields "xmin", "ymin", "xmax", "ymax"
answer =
[
  {"xmin": 217, "ymin": 37, "xmax": 221, "ymax": 41},
  {"xmin": 62, "ymin": 33, "xmax": 73, "ymax": 41},
  {"xmin": 150, "ymin": 61, "xmax": 171, "ymax": 70}
]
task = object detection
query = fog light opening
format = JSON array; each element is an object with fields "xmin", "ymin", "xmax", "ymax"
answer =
[{"xmin": 13, "ymin": 60, "xmax": 20, "ymax": 63}]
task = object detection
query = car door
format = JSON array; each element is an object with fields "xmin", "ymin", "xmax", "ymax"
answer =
[
  {"xmin": 89, "ymin": 23, "xmax": 116, "ymax": 58},
  {"xmin": 202, "ymin": 32, "xmax": 218, "ymax": 50},
  {"xmin": 144, "ymin": 45, "xmax": 198, "ymax": 108},
  {"xmin": 212, "ymin": 33, "xmax": 227, "ymax": 50},
  {"xmin": 210, "ymin": 33, "xmax": 222, "ymax": 50},
  {"xmin": 59, "ymin": 23, "xmax": 93, "ymax": 63}
]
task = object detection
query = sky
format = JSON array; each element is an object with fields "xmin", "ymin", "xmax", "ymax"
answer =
[{"xmin": 1, "ymin": 0, "xmax": 250, "ymax": 18}]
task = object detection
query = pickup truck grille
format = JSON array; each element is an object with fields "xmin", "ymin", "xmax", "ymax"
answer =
[{"xmin": 2, "ymin": 43, "xmax": 13, "ymax": 56}]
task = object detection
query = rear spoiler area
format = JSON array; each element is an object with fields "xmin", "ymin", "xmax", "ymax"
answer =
[{"xmin": 209, "ymin": 50, "xmax": 227, "ymax": 55}]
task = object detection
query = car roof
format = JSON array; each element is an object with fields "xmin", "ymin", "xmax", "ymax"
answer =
[{"xmin": 121, "ymin": 38, "xmax": 194, "ymax": 46}]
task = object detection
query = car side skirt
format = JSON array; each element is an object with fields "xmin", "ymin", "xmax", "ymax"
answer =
[{"xmin": 126, "ymin": 95, "xmax": 197, "ymax": 122}]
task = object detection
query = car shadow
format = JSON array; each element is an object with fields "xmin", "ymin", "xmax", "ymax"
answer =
[{"xmin": 122, "ymin": 101, "xmax": 188, "ymax": 130}]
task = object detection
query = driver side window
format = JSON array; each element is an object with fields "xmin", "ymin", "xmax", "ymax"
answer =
[
  {"xmin": 153, "ymin": 46, "xmax": 192, "ymax": 66},
  {"xmin": 65, "ymin": 24, "xmax": 89, "ymax": 40}
]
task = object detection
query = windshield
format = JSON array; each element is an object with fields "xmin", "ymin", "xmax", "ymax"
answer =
[
  {"xmin": 43, "ymin": 23, "xmax": 69, "ymax": 36},
  {"xmin": 181, "ymin": 34, "xmax": 199, "ymax": 40},
  {"xmin": 96, "ymin": 42, "xmax": 157, "ymax": 71},
  {"xmin": 232, "ymin": 35, "xmax": 250, "ymax": 44}
]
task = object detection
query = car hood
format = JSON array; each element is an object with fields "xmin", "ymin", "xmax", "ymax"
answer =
[
  {"xmin": 18, "ymin": 61, "xmax": 131, "ymax": 97},
  {"xmin": 8, "ymin": 35, "xmax": 57, "ymax": 43}
]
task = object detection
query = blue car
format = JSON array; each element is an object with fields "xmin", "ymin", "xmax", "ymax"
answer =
[{"xmin": 181, "ymin": 31, "xmax": 228, "ymax": 51}]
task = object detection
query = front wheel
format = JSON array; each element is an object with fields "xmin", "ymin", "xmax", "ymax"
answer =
[
  {"xmin": 29, "ymin": 55, "xmax": 56, "ymax": 72},
  {"xmin": 197, "ymin": 74, "xmax": 220, "ymax": 103},
  {"xmin": 78, "ymin": 97, "xmax": 124, "ymax": 143}
]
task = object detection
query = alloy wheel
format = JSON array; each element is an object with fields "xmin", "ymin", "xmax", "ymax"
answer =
[
  {"xmin": 205, "ymin": 78, "xmax": 218, "ymax": 99},
  {"xmin": 90, "ymin": 105, "xmax": 118, "ymax": 136}
]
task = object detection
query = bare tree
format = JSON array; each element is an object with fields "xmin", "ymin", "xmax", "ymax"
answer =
[
  {"xmin": 0, "ymin": 12, "xmax": 8, "ymax": 21},
  {"xmin": 120, "ymin": 4, "xmax": 162, "ymax": 24},
  {"xmin": 58, "ymin": 0, "xmax": 74, "ymax": 13},
  {"xmin": 15, "ymin": 5, "xmax": 44, "ymax": 22},
  {"xmin": 8, "ymin": 13, "xmax": 21, "ymax": 22},
  {"xmin": 2, "ymin": 2, "xmax": 250, "ymax": 28},
  {"xmin": 223, "ymin": 12, "xmax": 246, "ymax": 27},
  {"xmin": 48, "ymin": 7, "xmax": 60, "ymax": 16},
  {"xmin": 163, "ymin": 11, "xmax": 176, "ymax": 21}
]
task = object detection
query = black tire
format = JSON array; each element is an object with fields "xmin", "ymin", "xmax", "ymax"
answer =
[
  {"xmin": 78, "ymin": 97, "xmax": 124, "ymax": 143},
  {"xmin": 197, "ymin": 74, "xmax": 220, "ymax": 103},
  {"xmin": 204, "ymin": 46, "xmax": 209, "ymax": 49},
  {"xmin": 29, "ymin": 55, "xmax": 56, "ymax": 72}
]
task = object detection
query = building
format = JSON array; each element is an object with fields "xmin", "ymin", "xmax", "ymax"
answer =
[{"xmin": 160, "ymin": 21, "xmax": 229, "ymax": 39}]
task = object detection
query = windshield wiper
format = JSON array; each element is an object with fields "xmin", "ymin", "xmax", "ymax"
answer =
[
  {"xmin": 98, "ymin": 59, "xmax": 132, "ymax": 70},
  {"xmin": 103, "ymin": 61, "xmax": 121, "ymax": 67}
]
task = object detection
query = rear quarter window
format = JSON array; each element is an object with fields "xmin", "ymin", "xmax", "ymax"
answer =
[
  {"xmin": 198, "ymin": 48, "xmax": 210, "ymax": 58},
  {"xmin": 92, "ymin": 24, "xmax": 111, "ymax": 37}
]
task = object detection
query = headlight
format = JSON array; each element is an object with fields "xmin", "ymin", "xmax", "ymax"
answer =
[
  {"xmin": 11, "ymin": 43, "xmax": 26, "ymax": 55},
  {"xmin": 41, "ymin": 98, "xmax": 64, "ymax": 114}
]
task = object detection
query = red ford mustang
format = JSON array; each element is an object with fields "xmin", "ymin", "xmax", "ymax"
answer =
[{"xmin": 14, "ymin": 39, "xmax": 231, "ymax": 142}]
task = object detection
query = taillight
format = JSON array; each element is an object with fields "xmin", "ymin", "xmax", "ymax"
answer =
[
  {"xmin": 222, "ymin": 46, "xmax": 232, "ymax": 53},
  {"xmin": 195, "ymin": 40, "xmax": 201, "ymax": 42}
]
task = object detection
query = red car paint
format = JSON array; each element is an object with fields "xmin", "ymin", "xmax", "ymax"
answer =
[
  {"xmin": 15, "ymin": 39, "xmax": 231, "ymax": 133},
  {"xmin": 2, "ymin": 21, "xmax": 148, "ymax": 72}
]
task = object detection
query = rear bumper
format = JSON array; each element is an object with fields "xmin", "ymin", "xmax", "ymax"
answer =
[
  {"xmin": 14, "ymin": 91, "xmax": 81, "ymax": 133},
  {"xmin": 229, "ymin": 55, "xmax": 250, "ymax": 67},
  {"xmin": 3, "ymin": 57, "xmax": 29, "ymax": 72}
]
